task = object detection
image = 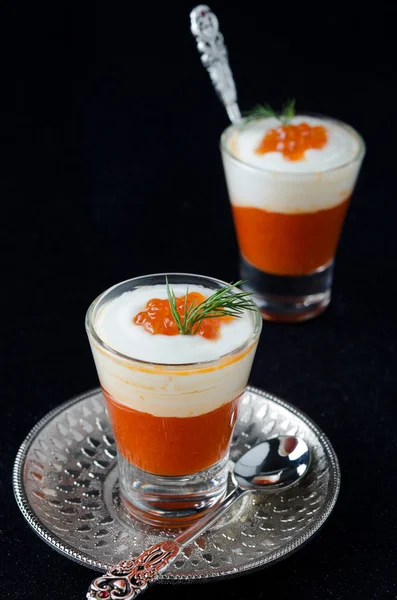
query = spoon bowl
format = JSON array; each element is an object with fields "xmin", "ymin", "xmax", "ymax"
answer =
[{"xmin": 233, "ymin": 436, "xmax": 310, "ymax": 492}]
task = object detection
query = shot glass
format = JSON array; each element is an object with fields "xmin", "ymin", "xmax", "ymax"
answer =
[
  {"xmin": 221, "ymin": 116, "xmax": 365, "ymax": 322},
  {"xmin": 86, "ymin": 273, "xmax": 262, "ymax": 526}
]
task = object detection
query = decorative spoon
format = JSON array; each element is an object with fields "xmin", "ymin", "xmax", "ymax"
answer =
[
  {"xmin": 87, "ymin": 435, "xmax": 310, "ymax": 599},
  {"xmin": 190, "ymin": 5, "xmax": 241, "ymax": 124}
]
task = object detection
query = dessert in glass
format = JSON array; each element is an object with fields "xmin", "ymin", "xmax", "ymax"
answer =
[
  {"xmin": 221, "ymin": 112, "xmax": 365, "ymax": 322},
  {"xmin": 86, "ymin": 273, "xmax": 262, "ymax": 526}
]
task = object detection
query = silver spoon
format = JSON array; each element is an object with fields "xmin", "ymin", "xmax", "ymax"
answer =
[
  {"xmin": 87, "ymin": 436, "xmax": 310, "ymax": 599},
  {"xmin": 190, "ymin": 5, "xmax": 241, "ymax": 124}
]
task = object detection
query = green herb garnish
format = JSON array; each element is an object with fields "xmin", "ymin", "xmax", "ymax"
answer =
[
  {"xmin": 244, "ymin": 98, "xmax": 296, "ymax": 126},
  {"xmin": 165, "ymin": 278, "xmax": 256, "ymax": 335}
]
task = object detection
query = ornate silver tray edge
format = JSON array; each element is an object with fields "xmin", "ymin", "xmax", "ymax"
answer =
[
  {"xmin": 13, "ymin": 389, "xmax": 105, "ymax": 570},
  {"xmin": 13, "ymin": 387, "xmax": 341, "ymax": 580}
]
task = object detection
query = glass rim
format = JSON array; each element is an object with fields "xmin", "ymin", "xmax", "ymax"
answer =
[
  {"xmin": 85, "ymin": 272, "xmax": 263, "ymax": 369},
  {"xmin": 220, "ymin": 113, "xmax": 366, "ymax": 177}
]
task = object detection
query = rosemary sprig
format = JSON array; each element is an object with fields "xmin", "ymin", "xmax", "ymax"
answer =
[
  {"xmin": 167, "ymin": 281, "xmax": 184, "ymax": 333},
  {"xmin": 281, "ymin": 98, "xmax": 296, "ymax": 125},
  {"xmin": 165, "ymin": 278, "xmax": 256, "ymax": 335},
  {"xmin": 244, "ymin": 98, "xmax": 296, "ymax": 126}
]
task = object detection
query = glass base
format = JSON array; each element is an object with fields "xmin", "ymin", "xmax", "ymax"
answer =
[
  {"xmin": 118, "ymin": 454, "xmax": 229, "ymax": 527},
  {"xmin": 240, "ymin": 257, "xmax": 333, "ymax": 323}
]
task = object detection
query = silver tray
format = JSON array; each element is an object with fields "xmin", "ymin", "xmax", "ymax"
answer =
[{"xmin": 13, "ymin": 387, "xmax": 340, "ymax": 581}]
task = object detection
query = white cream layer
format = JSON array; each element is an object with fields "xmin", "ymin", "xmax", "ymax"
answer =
[
  {"xmin": 95, "ymin": 285, "xmax": 253, "ymax": 364},
  {"xmin": 230, "ymin": 116, "xmax": 359, "ymax": 173},
  {"xmin": 89, "ymin": 285, "xmax": 258, "ymax": 418},
  {"xmin": 222, "ymin": 116, "xmax": 363, "ymax": 214}
]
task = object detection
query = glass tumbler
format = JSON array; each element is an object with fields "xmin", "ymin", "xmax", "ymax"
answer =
[
  {"xmin": 86, "ymin": 273, "xmax": 262, "ymax": 526},
  {"xmin": 221, "ymin": 117, "xmax": 365, "ymax": 322}
]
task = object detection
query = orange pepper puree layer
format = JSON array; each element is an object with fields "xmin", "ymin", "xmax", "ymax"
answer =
[
  {"xmin": 103, "ymin": 389, "xmax": 239, "ymax": 476},
  {"xmin": 255, "ymin": 122, "xmax": 327, "ymax": 161},
  {"xmin": 133, "ymin": 292, "xmax": 232, "ymax": 340},
  {"xmin": 232, "ymin": 197, "xmax": 350, "ymax": 276}
]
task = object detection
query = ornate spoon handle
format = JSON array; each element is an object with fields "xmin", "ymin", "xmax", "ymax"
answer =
[
  {"xmin": 190, "ymin": 5, "xmax": 241, "ymax": 123},
  {"xmin": 87, "ymin": 541, "xmax": 181, "ymax": 599},
  {"xmin": 87, "ymin": 488, "xmax": 246, "ymax": 598}
]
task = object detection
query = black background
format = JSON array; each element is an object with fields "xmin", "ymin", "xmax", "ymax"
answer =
[{"xmin": 4, "ymin": 1, "xmax": 397, "ymax": 598}]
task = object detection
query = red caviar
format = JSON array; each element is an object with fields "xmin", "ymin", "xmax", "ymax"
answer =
[
  {"xmin": 133, "ymin": 292, "xmax": 232, "ymax": 340},
  {"xmin": 255, "ymin": 122, "xmax": 327, "ymax": 161}
]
